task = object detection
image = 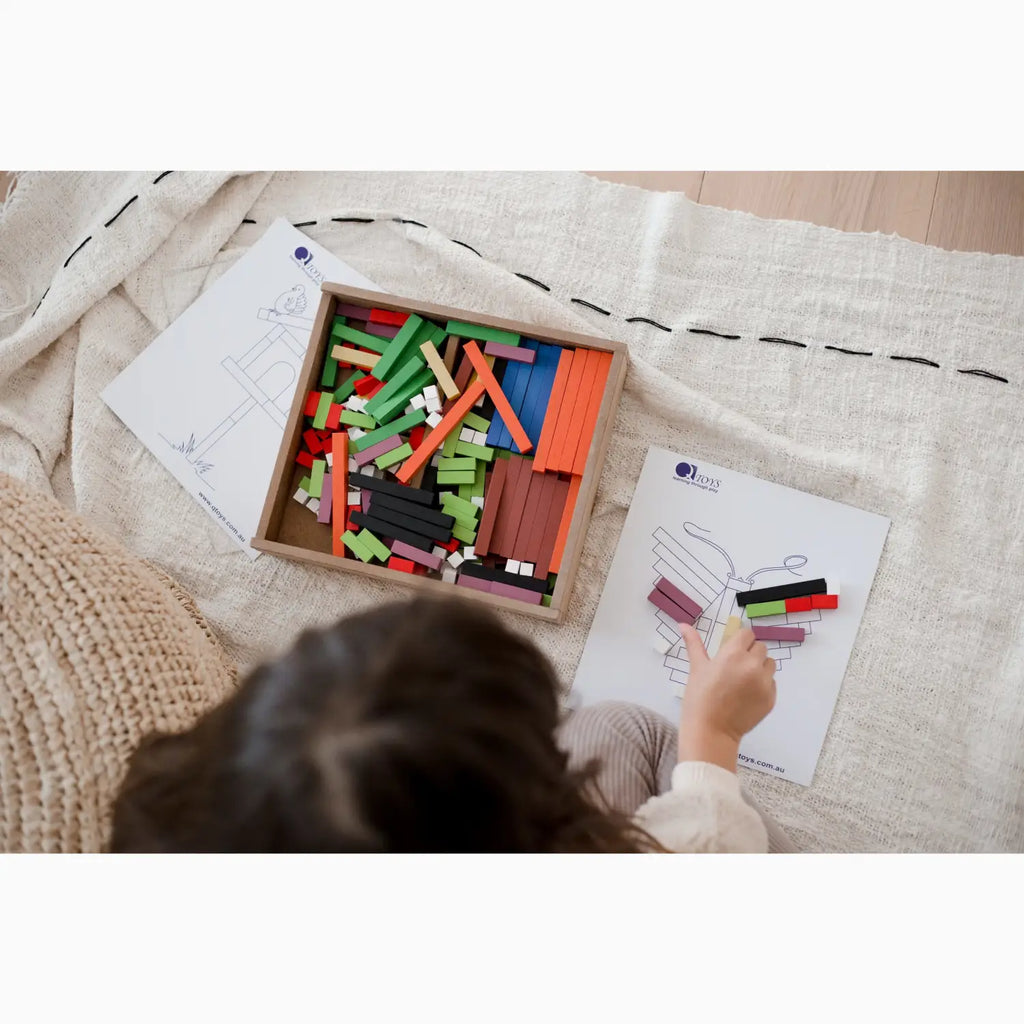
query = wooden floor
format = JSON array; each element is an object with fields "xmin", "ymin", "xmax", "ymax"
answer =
[
  {"xmin": 586, "ymin": 172, "xmax": 1024, "ymax": 257},
  {"xmin": 3, "ymin": 172, "xmax": 1022, "ymax": 257}
]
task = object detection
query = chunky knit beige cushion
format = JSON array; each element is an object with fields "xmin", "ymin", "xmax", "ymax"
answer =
[{"xmin": 0, "ymin": 474, "xmax": 237, "ymax": 852}]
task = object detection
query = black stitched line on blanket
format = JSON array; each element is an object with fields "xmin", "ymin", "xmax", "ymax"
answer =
[
  {"xmin": 248, "ymin": 211, "xmax": 1016, "ymax": 388},
  {"xmin": 63, "ymin": 237, "xmax": 92, "ymax": 269},
  {"xmin": 32, "ymin": 287, "xmax": 49, "ymax": 316},
  {"xmin": 451, "ymin": 239, "xmax": 483, "ymax": 257},
  {"xmin": 152, "ymin": 171, "xmax": 172, "ymax": 184},
  {"xmin": 626, "ymin": 317, "xmax": 671, "ymax": 332},
  {"xmin": 760, "ymin": 336, "xmax": 807, "ymax": 348},
  {"xmin": 957, "ymin": 368, "xmax": 1009, "ymax": 383},
  {"xmin": 515, "ymin": 272, "xmax": 550, "ymax": 291},
  {"xmin": 571, "ymin": 298, "xmax": 611, "ymax": 316},
  {"xmin": 890, "ymin": 355, "xmax": 940, "ymax": 368},
  {"xmin": 689, "ymin": 328, "xmax": 741, "ymax": 340},
  {"xmin": 824, "ymin": 345, "xmax": 873, "ymax": 356},
  {"xmin": 242, "ymin": 218, "xmax": 256, "ymax": 224},
  {"xmin": 104, "ymin": 195, "xmax": 138, "ymax": 228},
  {"xmin": 293, "ymin": 221, "xmax": 316, "ymax": 228}
]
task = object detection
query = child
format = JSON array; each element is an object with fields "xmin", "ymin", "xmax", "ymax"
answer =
[{"xmin": 110, "ymin": 596, "xmax": 792, "ymax": 853}]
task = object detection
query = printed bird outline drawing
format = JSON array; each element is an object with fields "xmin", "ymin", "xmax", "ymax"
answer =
[
  {"xmin": 273, "ymin": 285, "xmax": 308, "ymax": 317},
  {"xmin": 159, "ymin": 291, "xmax": 309, "ymax": 485}
]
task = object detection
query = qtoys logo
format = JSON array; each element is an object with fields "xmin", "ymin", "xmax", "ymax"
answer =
[
  {"xmin": 674, "ymin": 461, "xmax": 721, "ymax": 493},
  {"xmin": 291, "ymin": 246, "xmax": 324, "ymax": 285}
]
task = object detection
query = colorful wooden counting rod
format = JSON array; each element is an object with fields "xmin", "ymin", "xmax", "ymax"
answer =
[
  {"xmin": 395, "ymin": 379, "xmax": 487, "ymax": 484},
  {"xmin": 462, "ymin": 341, "xmax": 533, "ymax": 454},
  {"xmin": 647, "ymin": 587, "xmax": 698, "ymax": 626},
  {"xmin": 747, "ymin": 592, "xmax": 840, "ymax": 617},
  {"xmin": 783, "ymin": 593, "xmax": 840, "ymax": 612},
  {"xmin": 735, "ymin": 578, "xmax": 827, "ymax": 608},
  {"xmin": 752, "ymin": 626, "xmax": 806, "ymax": 642},
  {"xmin": 743, "ymin": 600, "xmax": 787, "ymax": 618},
  {"xmin": 484, "ymin": 340, "xmax": 535, "ymax": 363},
  {"xmin": 653, "ymin": 577, "xmax": 702, "ymax": 621}
]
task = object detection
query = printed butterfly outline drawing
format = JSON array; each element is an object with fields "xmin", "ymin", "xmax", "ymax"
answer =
[{"xmin": 651, "ymin": 522, "xmax": 822, "ymax": 688}]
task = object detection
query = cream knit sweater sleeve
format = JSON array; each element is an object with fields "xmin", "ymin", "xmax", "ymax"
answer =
[{"xmin": 634, "ymin": 762, "xmax": 769, "ymax": 853}]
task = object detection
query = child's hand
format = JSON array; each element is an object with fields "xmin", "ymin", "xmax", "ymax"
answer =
[{"xmin": 677, "ymin": 624, "xmax": 777, "ymax": 772}]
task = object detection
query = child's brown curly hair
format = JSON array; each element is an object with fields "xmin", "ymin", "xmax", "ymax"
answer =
[{"xmin": 110, "ymin": 597, "xmax": 657, "ymax": 852}]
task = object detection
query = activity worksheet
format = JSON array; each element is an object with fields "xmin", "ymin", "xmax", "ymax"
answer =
[
  {"xmin": 573, "ymin": 447, "xmax": 890, "ymax": 785},
  {"xmin": 102, "ymin": 218, "xmax": 380, "ymax": 558}
]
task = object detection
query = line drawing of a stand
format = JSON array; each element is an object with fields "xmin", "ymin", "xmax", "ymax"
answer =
[
  {"xmin": 650, "ymin": 523, "xmax": 819, "ymax": 690},
  {"xmin": 160, "ymin": 306, "xmax": 313, "ymax": 483}
]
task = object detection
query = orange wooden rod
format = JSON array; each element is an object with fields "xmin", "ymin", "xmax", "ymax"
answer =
[
  {"xmin": 569, "ymin": 351, "xmax": 612, "ymax": 476},
  {"xmin": 531, "ymin": 348, "xmax": 573, "ymax": 473},
  {"xmin": 463, "ymin": 341, "xmax": 533, "ymax": 454},
  {"xmin": 550, "ymin": 474, "xmax": 583, "ymax": 574},
  {"xmin": 395, "ymin": 379, "xmax": 486, "ymax": 484},
  {"xmin": 551, "ymin": 349, "xmax": 600, "ymax": 473}
]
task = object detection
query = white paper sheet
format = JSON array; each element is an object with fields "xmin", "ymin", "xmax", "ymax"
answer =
[
  {"xmin": 102, "ymin": 218, "xmax": 380, "ymax": 558},
  {"xmin": 572, "ymin": 447, "xmax": 890, "ymax": 786}
]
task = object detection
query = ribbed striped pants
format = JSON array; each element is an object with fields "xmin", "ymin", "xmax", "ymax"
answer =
[{"xmin": 559, "ymin": 701, "xmax": 799, "ymax": 853}]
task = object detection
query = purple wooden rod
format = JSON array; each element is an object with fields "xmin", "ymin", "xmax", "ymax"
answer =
[
  {"xmin": 336, "ymin": 303, "xmax": 372, "ymax": 320},
  {"xmin": 654, "ymin": 577, "xmax": 703, "ymax": 620},
  {"xmin": 353, "ymin": 435, "xmax": 402, "ymax": 467},
  {"xmin": 364, "ymin": 321, "xmax": 401, "ymax": 339},
  {"xmin": 752, "ymin": 626, "xmax": 806, "ymax": 642},
  {"xmin": 456, "ymin": 574, "xmax": 492, "ymax": 594},
  {"xmin": 647, "ymin": 587, "xmax": 698, "ymax": 625},
  {"xmin": 361, "ymin": 490, "xmax": 372, "ymax": 513},
  {"xmin": 317, "ymin": 473, "xmax": 333, "ymax": 524},
  {"xmin": 490, "ymin": 580, "xmax": 543, "ymax": 605},
  {"xmin": 483, "ymin": 340, "xmax": 535, "ymax": 363},
  {"xmin": 391, "ymin": 539, "xmax": 443, "ymax": 571}
]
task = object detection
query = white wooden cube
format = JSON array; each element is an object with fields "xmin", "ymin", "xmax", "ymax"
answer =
[
  {"xmin": 410, "ymin": 394, "xmax": 427, "ymax": 410},
  {"xmin": 447, "ymin": 551, "xmax": 465, "ymax": 569},
  {"xmin": 426, "ymin": 411, "xmax": 443, "ymax": 428},
  {"xmin": 506, "ymin": 559, "xmax": 521, "ymax": 574},
  {"xmin": 424, "ymin": 384, "xmax": 439, "ymax": 400},
  {"xmin": 325, "ymin": 452, "xmax": 333, "ymax": 467},
  {"xmin": 432, "ymin": 545, "xmax": 447, "ymax": 559},
  {"xmin": 348, "ymin": 491, "xmax": 361, "ymax": 505},
  {"xmin": 442, "ymin": 567, "xmax": 458, "ymax": 584},
  {"xmin": 519, "ymin": 562, "xmax": 534, "ymax": 576},
  {"xmin": 472, "ymin": 431, "xmax": 489, "ymax": 446},
  {"xmin": 426, "ymin": 396, "xmax": 443, "ymax": 414},
  {"xmin": 459, "ymin": 426, "xmax": 475, "ymax": 442},
  {"xmin": 306, "ymin": 497, "xmax": 321, "ymax": 513},
  {"xmin": 654, "ymin": 636, "xmax": 673, "ymax": 656},
  {"xmin": 349, "ymin": 427, "xmax": 366, "ymax": 440},
  {"xmin": 293, "ymin": 487, "xmax": 310, "ymax": 503},
  {"xmin": 462, "ymin": 546, "xmax": 476, "ymax": 561},
  {"xmin": 470, "ymin": 496, "xmax": 485, "ymax": 509}
]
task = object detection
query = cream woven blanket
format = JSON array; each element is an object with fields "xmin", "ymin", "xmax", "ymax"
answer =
[{"xmin": 2, "ymin": 171, "xmax": 1022, "ymax": 852}]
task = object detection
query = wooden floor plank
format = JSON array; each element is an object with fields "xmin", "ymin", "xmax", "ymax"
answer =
[
  {"xmin": 8, "ymin": 171, "xmax": 1024, "ymax": 256},
  {"xmin": 697, "ymin": 171, "xmax": 938, "ymax": 242},
  {"xmin": 926, "ymin": 172, "xmax": 1024, "ymax": 256}
]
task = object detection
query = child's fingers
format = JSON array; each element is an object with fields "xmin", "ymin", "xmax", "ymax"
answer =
[
  {"xmin": 679, "ymin": 623, "xmax": 710, "ymax": 666},
  {"xmin": 728, "ymin": 627, "xmax": 757, "ymax": 652}
]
